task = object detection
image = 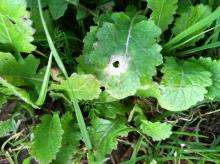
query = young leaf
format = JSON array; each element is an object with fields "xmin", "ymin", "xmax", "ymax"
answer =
[
  {"xmin": 82, "ymin": 12, "xmax": 162, "ymax": 99},
  {"xmin": 0, "ymin": 119, "xmax": 17, "ymax": 137},
  {"xmin": 31, "ymin": 113, "xmax": 63, "ymax": 164},
  {"xmin": 0, "ymin": 0, "xmax": 36, "ymax": 52},
  {"xmin": 54, "ymin": 112, "xmax": 81, "ymax": 164},
  {"xmin": 172, "ymin": 4, "xmax": 212, "ymax": 47},
  {"xmin": 158, "ymin": 57, "xmax": 212, "ymax": 111},
  {"xmin": 147, "ymin": 0, "xmax": 178, "ymax": 31},
  {"xmin": 192, "ymin": 58, "xmax": 220, "ymax": 100},
  {"xmin": 0, "ymin": 52, "xmax": 42, "ymax": 90},
  {"xmin": 50, "ymin": 73, "xmax": 101, "ymax": 101},
  {"xmin": 140, "ymin": 121, "xmax": 172, "ymax": 141},
  {"xmin": 0, "ymin": 77, "xmax": 38, "ymax": 109},
  {"xmin": 89, "ymin": 117, "xmax": 129, "ymax": 162}
]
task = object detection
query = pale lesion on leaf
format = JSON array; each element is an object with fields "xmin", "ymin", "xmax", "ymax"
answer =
[{"xmin": 104, "ymin": 54, "xmax": 131, "ymax": 76}]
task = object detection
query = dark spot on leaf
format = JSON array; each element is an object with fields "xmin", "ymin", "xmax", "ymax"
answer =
[
  {"xmin": 100, "ymin": 86, "xmax": 105, "ymax": 91},
  {"xmin": 113, "ymin": 61, "xmax": 119, "ymax": 68},
  {"xmin": 8, "ymin": 18, "xmax": 16, "ymax": 24}
]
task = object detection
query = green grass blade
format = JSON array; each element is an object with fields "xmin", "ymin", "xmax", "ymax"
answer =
[
  {"xmin": 37, "ymin": 0, "xmax": 92, "ymax": 149},
  {"xmin": 130, "ymin": 136, "xmax": 143, "ymax": 164},
  {"xmin": 173, "ymin": 131, "xmax": 208, "ymax": 138},
  {"xmin": 36, "ymin": 52, "xmax": 52, "ymax": 106},
  {"xmin": 169, "ymin": 26, "xmax": 217, "ymax": 51},
  {"xmin": 211, "ymin": 18, "xmax": 220, "ymax": 43},
  {"xmin": 177, "ymin": 42, "xmax": 220, "ymax": 56},
  {"xmin": 164, "ymin": 7, "xmax": 220, "ymax": 50}
]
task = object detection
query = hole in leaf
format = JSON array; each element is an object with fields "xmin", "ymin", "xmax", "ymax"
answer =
[
  {"xmin": 100, "ymin": 86, "xmax": 105, "ymax": 91},
  {"xmin": 113, "ymin": 61, "xmax": 119, "ymax": 68}
]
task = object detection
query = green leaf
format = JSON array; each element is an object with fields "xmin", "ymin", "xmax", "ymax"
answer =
[
  {"xmin": 89, "ymin": 117, "xmax": 129, "ymax": 162},
  {"xmin": 147, "ymin": 0, "xmax": 178, "ymax": 31},
  {"xmin": 31, "ymin": 8, "xmax": 54, "ymax": 41},
  {"xmin": 0, "ymin": 94, "xmax": 8, "ymax": 109},
  {"xmin": 141, "ymin": 121, "xmax": 172, "ymax": 141},
  {"xmin": 54, "ymin": 112, "xmax": 81, "ymax": 164},
  {"xmin": 177, "ymin": 0, "xmax": 192, "ymax": 13},
  {"xmin": 50, "ymin": 73, "xmax": 101, "ymax": 101},
  {"xmin": 37, "ymin": 0, "xmax": 92, "ymax": 149},
  {"xmin": 47, "ymin": 0, "xmax": 68, "ymax": 20},
  {"xmin": 0, "ymin": 119, "xmax": 17, "ymax": 137},
  {"xmin": 136, "ymin": 81, "xmax": 160, "ymax": 98},
  {"xmin": 158, "ymin": 57, "xmax": 212, "ymax": 111},
  {"xmin": 0, "ymin": 76, "xmax": 38, "ymax": 109},
  {"xmin": 172, "ymin": 4, "xmax": 212, "ymax": 46},
  {"xmin": 0, "ymin": 52, "xmax": 42, "ymax": 90},
  {"xmin": 94, "ymin": 101, "xmax": 127, "ymax": 119},
  {"xmin": 0, "ymin": 0, "xmax": 36, "ymax": 52},
  {"xmin": 31, "ymin": 113, "xmax": 63, "ymax": 164},
  {"xmin": 192, "ymin": 58, "xmax": 220, "ymax": 100},
  {"xmin": 82, "ymin": 12, "xmax": 162, "ymax": 99}
]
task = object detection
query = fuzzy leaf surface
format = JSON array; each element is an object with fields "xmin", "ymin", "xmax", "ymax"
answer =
[
  {"xmin": 158, "ymin": 57, "xmax": 212, "ymax": 111},
  {"xmin": 50, "ymin": 73, "xmax": 101, "ymax": 101},
  {"xmin": 31, "ymin": 113, "xmax": 63, "ymax": 164},
  {"xmin": 0, "ymin": 0, "xmax": 36, "ymax": 52},
  {"xmin": 82, "ymin": 12, "xmax": 162, "ymax": 99},
  {"xmin": 147, "ymin": 0, "xmax": 178, "ymax": 31},
  {"xmin": 140, "ymin": 121, "xmax": 172, "ymax": 141}
]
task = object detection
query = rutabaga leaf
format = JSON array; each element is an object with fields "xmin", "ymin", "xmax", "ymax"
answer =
[
  {"xmin": 191, "ymin": 58, "xmax": 220, "ymax": 100},
  {"xmin": 0, "ymin": 119, "xmax": 17, "ymax": 137},
  {"xmin": 0, "ymin": 77, "xmax": 38, "ymax": 109},
  {"xmin": 50, "ymin": 73, "xmax": 101, "ymax": 101},
  {"xmin": 89, "ymin": 117, "xmax": 129, "ymax": 162},
  {"xmin": 140, "ymin": 121, "xmax": 172, "ymax": 141},
  {"xmin": 0, "ymin": 52, "xmax": 42, "ymax": 90},
  {"xmin": 31, "ymin": 113, "xmax": 63, "ymax": 164},
  {"xmin": 82, "ymin": 12, "xmax": 162, "ymax": 99},
  {"xmin": 158, "ymin": 57, "xmax": 212, "ymax": 111},
  {"xmin": 0, "ymin": 0, "xmax": 36, "ymax": 52},
  {"xmin": 147, "ymin": 0, "xmax": 178, "ymax": 31},
  {"xmin": 54, "ymin": 112, "xmax": 81, "ymax": 164},
  {"xmin": 172, "ymin": 4, "xmax": 212, "ymax": 47}
]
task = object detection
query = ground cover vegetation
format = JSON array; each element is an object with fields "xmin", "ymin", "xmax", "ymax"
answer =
[{"xmin": 1, "ymin": 0, "xmax": 220, "ymax": 163}]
